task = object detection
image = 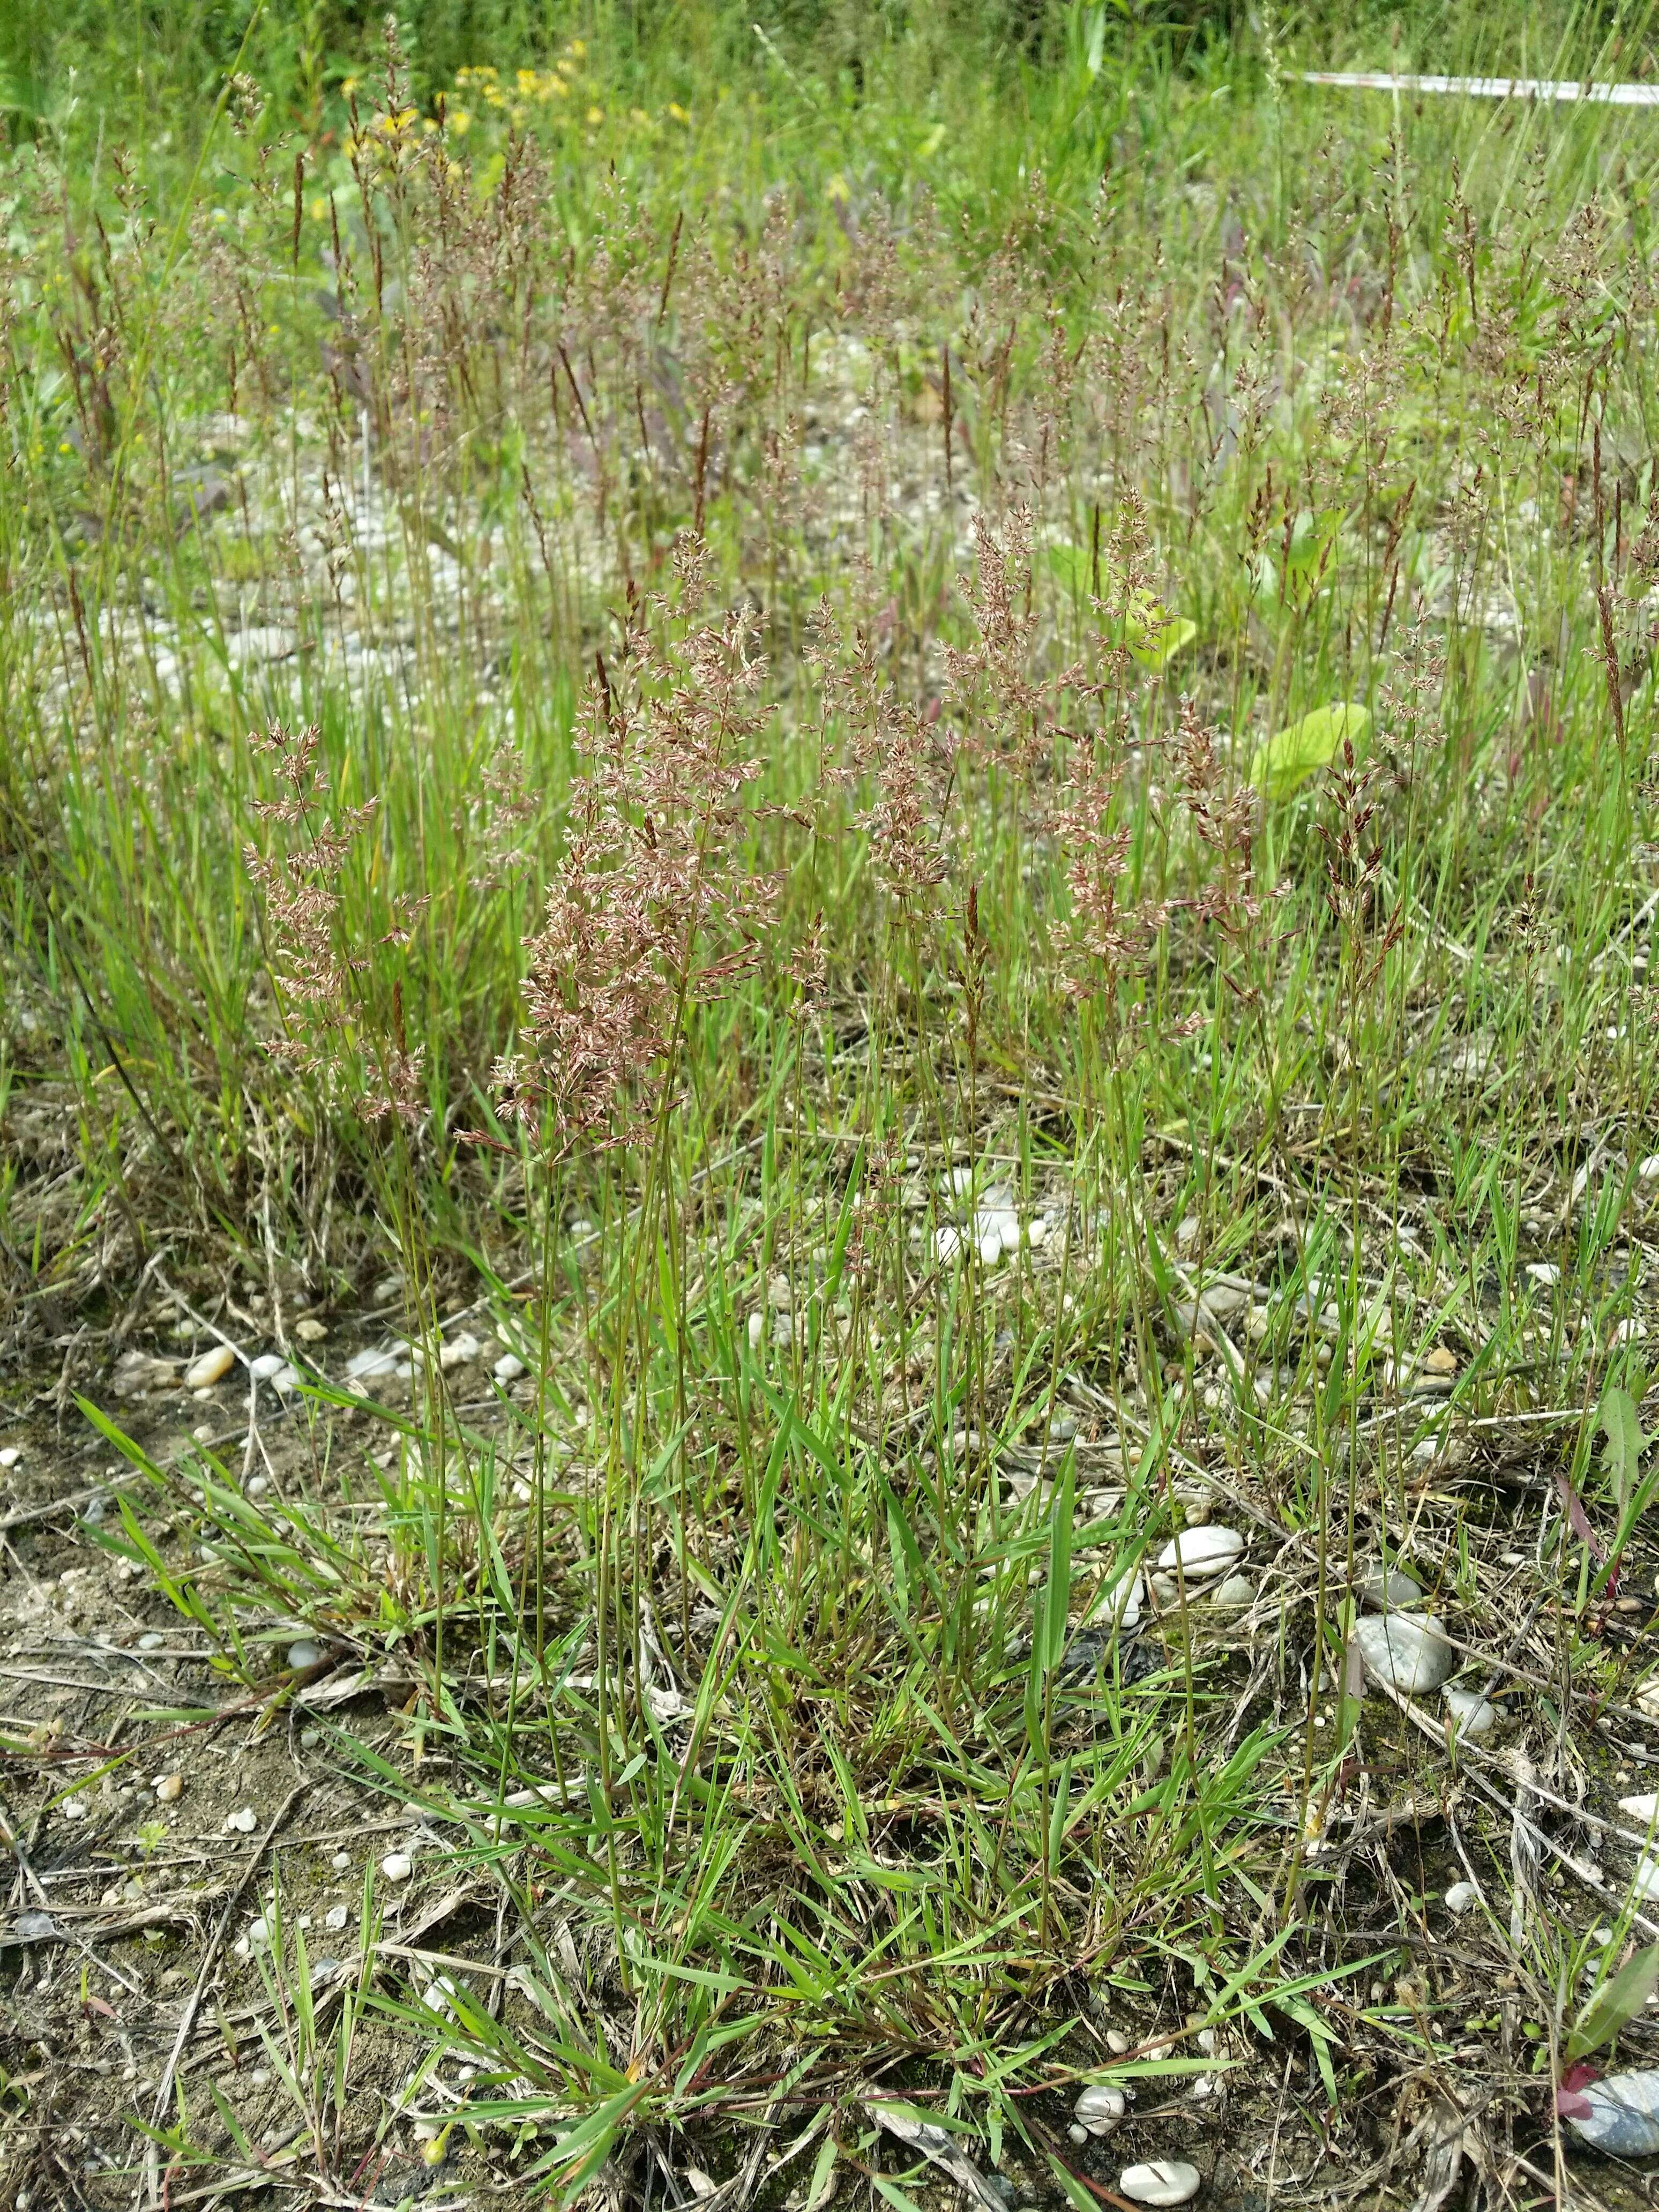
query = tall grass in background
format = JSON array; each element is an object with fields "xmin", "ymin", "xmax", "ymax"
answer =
[{"xmin": 8, "ymin": 0, "xmax": 1659, "ymax": 2181}]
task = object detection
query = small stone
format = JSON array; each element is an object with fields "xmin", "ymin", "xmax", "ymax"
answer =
[
  {"xmin": 747, "ymin": 1311, "xmax": 765, "ymax": 1352},
  {"xmin": 1562, "ymin": 2068, "xmax": 1659, "ymax": 2156},
  {"xmin": 153, "ymin": 1773, "xmax": 183, "ymax": 1803},
  {"xmin": 300, "ymin": 1727, "xmax": 321, "ymax": 1748},
  {"xmin": 60, "ymin": 1795, "xmax": 88, "ymax": 1822},
  {"xmin": 0, "ymin": 1446, "xmax": 21, "ymax": 1470},
  {"xmin": 1353, "ymin": 1612, "xmax": 1455, "ymax": 1695},
  {"xmin": 1028, "ymin": 1217, "xmax": 1049, "ymax": 1249},
  {"xmin": 767, "ymin": 1275, "xmax": 793, "ymax": 1312},
  {"xmin": 185, "ymin": 1344, "xmax": 237, "ymax": 1389},
  {"xmin": 438, "ymin": 1331, "xmax": 481, "ymax": 1370},
  {"xmin": 346, "ymin": 1346, "xmax": 401, "ymax": 1381},
  {"xmin": 1444, "ymin": 1686, "xmax": 1496, "ymax": 1739},
  {"xmin": 1075, "ymin": 2087, "xmax": 1126, "ymax": 2135},
  {"xmin": 248, "ymin": 1352, "xmax": 284, "ymax": 1380},
  {"xmin": 248, "ymin": 1916, "xmax": 270, "ymax": 1945},
  {"xmin": 1068, "ymin": 2125, "xmax": 1089, "ymax": 2147},
  {"xmin": 381, "ymin": 1851, "xmax": 413, "ymax": 1883},
  {"xmin": 936, "ymin": 1225, "xmax": 963, "ymax": 1262},
  {"xmin": 295, "ymin": 1318, "xmax": 328, "ymax": 1343},
  {"xmin": 247, "ymin": 1475, "xmax": 269, "ymax": 1497},
  {"xmin": 191, "ymin": 1423, "xmax": 215, "ymax": 1444},
  {"xmin": 225, "ymin": 1807, "xmax": 258, "ymax": 1835},
  {"xmin": 138, "ymin": 1632, "xmax": 166, "ymax": 1652},
  {"xmin": 1357, "ymin": 1563, "xmax": 1422, "ymax": 1611},
  {"xmin": 1088, "ymin": 1571, "xmax": 1143, "ymax": 1630},
  {"xmin": 287, "ymin": 1640, "xmax": 322, "ymax": 1671},
  {"xmin": 1621, "ymin": 1793, "xmax": 1659, "ymax": 1823},
  {"xmin": 1637, "ymin": 1855, "xmax": 1659, "ymax": 1901},
  {"xmin": 332, "ymin": 1851, "xmax": 350, "ymax": 1871},
  {"xmin": 979, "ymin": 1230, "xmax": 1003, "ymax": 1267},
  {"xmin": 1213, "ymin": 1574, "xmax": 1254, "ymax": 1608},
  {"xmin": 1119, "ymin": 2162, "xmax": 1201, "ymax": 2208},
  {"xmin": 1526, "ymin": 1262, "xmax": 1561, "ymax": 1289},
  {"xmin": 1105, "ymin": 2029, "xmax": 1131, "ymax": 2055},
  {"xmin": 1157, "ymin": 1527, "xmax": 1244, "ymax": 1578},
  {"xmin": 268, "ymin": 1364, "xmax": 300, "ymax": 1395},
  {"xmin": 1149, "ymin": 1573, "xmax": 1180, "ymax": 1607},
  {"xmin": 493, "ymin": 1351, "xmax": 526, "ymax": 1383},
  {"xmin": 326, "ymin": 1903, "xmax": 349, "ymax": 1930}
]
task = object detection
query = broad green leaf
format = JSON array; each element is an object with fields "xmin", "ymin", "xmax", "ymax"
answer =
[
  {"xmin": 1600, "ymin": 1383, "xmax": 1648, "ymax": 1517},
  {"xmin": 1047, "ymin": 546, "xmax": 1195, "ymax": 669},
  {"xmin": 1569, "ymin": 1944, "xmax": 1659, "ymax": 2061},
  {"xmin": 1250, "ymin": 702, "xmax": 1370, "ymax": 802},
  {"xmin": 1126, "ymin": 607, "xmax": 1198, "ymax": 669}
]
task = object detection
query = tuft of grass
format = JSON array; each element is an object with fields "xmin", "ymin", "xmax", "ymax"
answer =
[{"xmin": 12, "ymin": 0, "xmax": 1659, "ymax": 2198}]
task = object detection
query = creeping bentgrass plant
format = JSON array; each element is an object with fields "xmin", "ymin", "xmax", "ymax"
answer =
[{"xmin": 14, "ymin": 0, "xmax": 1659, "ymax": 2185}]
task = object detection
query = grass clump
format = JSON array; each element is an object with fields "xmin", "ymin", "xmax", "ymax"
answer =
[{"xmin": 9, "ymin": 2, "xmax": 1659, "ymax": 2202}]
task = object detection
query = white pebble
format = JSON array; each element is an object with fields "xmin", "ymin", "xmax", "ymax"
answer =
[
  {"xmin": 153, "ymin": 1774, "xmax": 183, "ymax": 1803},
  {"xmin": 1443, "ymin": 1686, "xmax": 1496, "ymax": 1739},
  {"xmin": 381, "ymin": 1851, "xmax": 413, "ymax": 1883},
  {"xmin": 978, "ymin": 1231, "xmax": 1003, "ymax": 1267},
  {"xmin": 332, "ymin": 1851, "xmax": 350, "ymax": 1871},
  {"xmin": 248, "ymin": 1915, "xmax": 270, "ymax": 1945},
  {"xmin": 1620, "ymin": 1793, "xmax": 1659, "ymax": 1823},
  {"xmin": 1105, "ymin": 2030, "xmax": 1131, "ymax": 2055},
  {"xmin": 492, "ymin": 1350, "xmax": 526, "ymax": 1383},
  {"xmin": 1636, "ymin": 1855, "xmax": 1659, "ymax": 1901},
  {"xmin": 1068, "ymin": 2125, "xmax": 1089, "ymax": 2147},
  {"xmin": 286, "ymin": 1640, "xmax": 322, "ymax": 1671},
  {"xmin": 1089, "ymin": 1570, "xmax": 1143, "ymax": 1630},
  {"xmin": 1563, "ymin": 2068, "xmax": 1659, "ymax": 2156},
  {"xmin": 936, "ymin": 1225, "xmax": 962, "ymax": 1262},
  {"xmin": 138, "ymin": 1632, "xmax": 165, "ymax": 1653},
  {"xmin": 1525, "ymin": 1262, "xmax": 1561, "ymax": 1289},
  {"xmin": 268, "ymin": 1364, "xmax": 300, "ymax": 1395},
  {"xmin": 184, "ymin": 1345, "xmax": 236, "ymax": 1389},
  {"xmin": 225, "ymin": 1807, "xmax": 258, "ymax": 1835},
  {"xmin": 60, "ymin": 1795, "xmax": 88, "ymax": 1822},
  {"xmin": 347, "ymin": 1346, "xmax": 401, "ymax": 1381},
  {"xmin": 1156, "ymin": 1527, "xmax": 1244, "ymax": 1578},
  {"xmin": 1445, "ymin": 1880, "xmax": 1481, "ymax": 1916},
  {"xmin": 300, "ymin": 1727, "xmax": 321, "ymax": 1748},
  {"xmin": 1353, "ymin": 1612, "xmax": 1455, "ymax": 1695},
  {"xmin": 1028, "ymin": 1217, "xmax": 1049, "ymax": 1249},
  {"xmin": 326, "ymin": 1904, "xmax": 349, "ymax": 1930},
  {"xmin": 747, "ymin": 1311, "xmax": 765, "ymax": 1352},
  {"xmin": 248, "ymin": 1352, "xmax": 285, "ymax": 1380},
  {"xmin": 1213, "ymin": 1574, "xmax": 1254, "ymax": 1608},
  {"xmin": 1119, "ymin": 2162, "xmax": 1201, "ymax": 2207},
  {"xmin": 0, "ymin": 1446, "xmax": 21, "ymax": 1470},
  {"xmin": 246, "ymin": 1475, "xmax": 269, "ymax": 1497},
  {"xmin": 1357, "ymin": 1564, "xmax": 1422, "ymax": 1611},
  {"xmin": 439, "ymin": 1331, "xmax": 481, "ymax": 1370},
  {"xmin": 1075, "ymin": 2086, "xmax": 1126, "ymax": 2135}
]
